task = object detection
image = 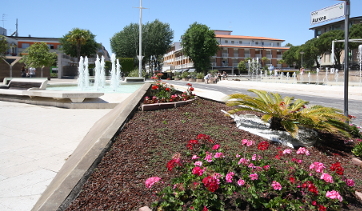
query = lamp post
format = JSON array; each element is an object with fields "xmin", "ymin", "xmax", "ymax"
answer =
[{"xmin": 300, "ymin": 51, "xmax": 304, "ymax": 68}]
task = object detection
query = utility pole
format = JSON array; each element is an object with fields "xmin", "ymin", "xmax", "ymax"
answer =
[{"xmin": 135, "ymin": 0, "xmax": 147, "ymax": 78}]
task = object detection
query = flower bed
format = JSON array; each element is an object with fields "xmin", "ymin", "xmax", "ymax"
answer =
[{"xmin": 141, "ymin": 79, "xmax": 196, "ymax": 111}]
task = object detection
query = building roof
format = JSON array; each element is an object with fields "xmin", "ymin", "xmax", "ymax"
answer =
[
  {"xmin": 215, "ymin": 34, "xmax": 285, "ymax": 41},
  {"xmin": 219, "ymin": 45, "xmax": 290, "ymax": 50}
]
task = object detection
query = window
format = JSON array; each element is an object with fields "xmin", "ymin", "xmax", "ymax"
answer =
[
  {"xmin": 239, "ymin": 41, "xmax": 242, "ymax": 44},
  {"xmin": 22, "ymin": 43, "xmax": 30, "ymax": 48},
  {"xmin": 255, "ymin": 42, "xmax": 258, "ymax": 45},
  {"xmin": 48, "ymin": 44, "xmax": 54, "ymax": 49},
  {"xmin": 225, "ymin": 40, "xmax": 228, "ymax": 43},
  {"xmin": 231, "ymin": 40, "xmax": 234, "ymax": 44}
]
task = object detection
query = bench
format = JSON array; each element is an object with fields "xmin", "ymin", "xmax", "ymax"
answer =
[{"xmin": 0, "ymin": 78, "xmax": 48, "ymax": 90}]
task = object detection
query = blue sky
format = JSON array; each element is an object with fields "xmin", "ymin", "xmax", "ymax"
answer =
[{"xmin": 2, "ymin": 0, "xmax": 361, "ymax": 54}]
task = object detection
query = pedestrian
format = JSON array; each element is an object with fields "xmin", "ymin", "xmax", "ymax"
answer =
[
  {"xmin": 28, "ymin": 67, "xmax": 36, "ymax": 77},
  {"xmin": 222, "ymin": 71, "xmax": 227, "ymax": 80},
  {"xmin": 21, "ymin": 66, "xmax": 27, "ymax": 77},
  {"xmin": 218, "ymin": 72, "xmax": 222, "ymax": 81}
]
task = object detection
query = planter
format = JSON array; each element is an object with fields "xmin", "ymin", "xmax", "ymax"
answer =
[
  {"xmin": 140, "ymin": 98, "xmax": 196, "ymax": 111},
  {"xmin": 189, "ymin": 78, "xmax": 196, "ymax": 82},
  {"xmin": 174, "ymin": 77, "xmax": 181, "ymax": 81},
  {"xmin": 182, "ymin": 78, "xmax": 189, "ymax": 81},
  {"xmin": 196, "ymin": 79, "xmax": 204, "ymax": 82}
]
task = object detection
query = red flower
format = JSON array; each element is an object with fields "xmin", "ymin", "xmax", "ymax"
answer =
[
  {"xmin": 151, "ymin": 85, "xmax": 159, "ymax": 90},
  {"xmin": 186, "ymin": 139, "xmax": 199, "ymax": 150},
  {"xmin": 289, "ymin": 177, "xmax": 296, "ymax": 184},
  {"xmin": 202, "ymin": 206, "xmax": 208, "ymax": 211},
  {"xmin": 330, "ymin": 162, "xmax": 344, "ymax": 175},
  {"xmin": 189, "ymin": 87, "xmax": 194, "ymax": 91},
  {"xmin": 186, "ymin": 83, "xmax": 192, "ymax": 86},
  {"xmin": 202, "ymin": 176, "xmax": 219, "ymax": 192},
  {"xmin": 318, "ymin": 205, "xmax": 327, "ymax": 211},
  {"xmin": 196, "ymin": 134, "xmax": 213, "ymax": 143},
  {"xmin": 166, "ymin": 158, "xmax": 182, "ymax": 171},
  {"xmin": 257, "ymin": 141, "xmax": 270, "ymax": 151},
  {"xmin": 165, "ymin": 87, "xmax": 170, "ymax": 91},
  {"xmin": 308, "ymin": 184, "xmax": 319, "ymax": 195}
]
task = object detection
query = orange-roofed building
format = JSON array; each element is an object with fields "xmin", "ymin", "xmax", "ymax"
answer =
[{"xmin": 162, "ymin": 30, "xmax": 290, "ymax": 74}]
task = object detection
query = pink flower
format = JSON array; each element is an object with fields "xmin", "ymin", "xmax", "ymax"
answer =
[
  {"xmin": 251, "ymin": 154, "xmax": 261, "ymax": 161},
  {"xmin": 296, "ymin": 147, "xmax": 310, "ymax": 155},
  {"xmin": 249, "ymin": 173, "xmax": 258, "ymax": 180},
  {"xmin": 236, "ymin": 154, "xmax": 241, "ymax": 158},
  {"xmin": 237, "ymin": 179, "xmax": 245, "ymax": 186},
  {"xmin": 225, "ymin": 172, "xmax": 235, "ymax": 183},
  {"xmin": 309, "ymin": 162, "xmax": 326, "ymax": 173},
  {"xmin": 292, "ymin": 158, "xmax": 303, "ymax": 164},
  {"xmin": 248, "ymin": 163, "xmax": 255, "ymax": 168},
  {"xmin": 326, "ymin": 190, "xmax": 343, "ymax": 202},
  {"xmin": 263, "ymin": 165, "xmax": 270, "ymax": 170},
  {"xmin": 271, "ymin": 181, "xmax": 282, "ymax": 190},
  {"xmin": 346, "ymin": 179, "xmax": 355, "ymax": 187},
  {"xmin": 212, "ymin": 144, "xmax": 220, "ymax": 150},
  {"xmin": 192, "ymin": 166, "xmax": 205, "ymax": 176},
  {"xmin": 238, "ymin": 158, "xmax": 250, "ymax": 165},
  {"xmin": 214, "ymin": 152, "xmax": 225, "ymax": 158},
  {"xmin": 283, "ymin": 149, "xmax": 292, "ymax": 155},
  {"xmin": 145, "ymin": 177, "xmax": 161, "ymax": 188},
  {"xmin": 241, "ymin": 139, "xmax": 254, "ymax": 146},
  {"xmin": 204, "ymin": 152, "xmax": 213, "ymax": 162},
  {"xmin": 320, "ymin": 173, "xmax": 334, "ymax": 183},
  {"xmin": 194, "ymin": 161, "xmax": 203, "ymax": 166},
  {"xmin": 192, "ymin": 155, "xmax": 199, "ymax": 160}
]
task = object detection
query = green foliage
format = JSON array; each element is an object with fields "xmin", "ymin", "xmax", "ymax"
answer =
[
  {"xmin": 237, "ymin": 60, "xmax": 247, "ymax": 73},
  {"xmin": 181, "ymin": 71, "xmax": 189, "ymax": 78},
  {"xmin": 119, "ymin": 58, "xmax": 134, "ymax": 76},
  {"xmin": 352, "ymin": 140, "xmax": 362, "ymax": 158},
  {"xmin": 226, "ymin": 89, "xmax": 350, "ymax": 138},
  {"xmin": 20, "ymin": 42, "xmax": 57, "ymax": 69},
  {"xmin": 60, "ymin": 28, "xmax": 99, "ymax": 59},
  {"xmin": 0, "ymin": 35, "xmax": 9, "ymax": 59},
  {"xmin": 144, "ymin": 80, "xmax": 195, "ymax": 103},
  {"xmin": 315, "ymin": 30, "xmax": 344, "ymax": 67},
  {"xmin": 150, "ymin": 135, "xmax": 354, "ymax": 211},
  {"xmin": 127, "ymin": 68, "xmax": 147, "ymax": 77},
  {"xmin": 196, "ymin": 72, "xmax": 204, "ymax": 79},
  {"xmin": 181, "ymin": 22, "xmax": 219, "ymax": 73},
  {"xmin": 110, "ymin": 20, "xmax": 173, "ymax": 67},
  {"xmin": 349, "ymin": 23, "xmax": 362, "ymax": 50},
  {"xmin": 282, "ymin": 45, "xmax": 300, "ymax": 68}
]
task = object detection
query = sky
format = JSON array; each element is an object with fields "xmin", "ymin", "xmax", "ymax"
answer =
[{"xmin": 2, "ymin": 0, "xmax": 362, "ymax": 55}]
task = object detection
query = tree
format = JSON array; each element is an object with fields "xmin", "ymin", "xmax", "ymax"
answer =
[
  {"xmin": 20, "ymin": 42, "xmax": 57, "ymax": 77},
  {"xmin": 237, "ymin": 60, "xmax": 247, "ymax": 74},
  {"xmin": 282, "ymin": 45, "xmax": 300, "ymax": 68},
  {"xmin": 181, "ymin": 22, "xmax": 219, "ymax": 73},
  {"xmin": 349, "ymin": 23, "xmax": 362, "ymax": 50},
  {"xmin": 110, "ymin": 20, "xmax": 173, "ymax": 68},
  {"xmin": 315, "ymin": 30, "xmax": 344, "ymax": 67},
  {"xmin": 0, "ymin": 35, "xmax": 9, "ymax": 60},
  {"xmin": 60, "ymin": 28, "xmax": 99, "ymax": 60},
  {"xmin": 298, "ymin": 38, "xmax": 320, "ymax": 68}
]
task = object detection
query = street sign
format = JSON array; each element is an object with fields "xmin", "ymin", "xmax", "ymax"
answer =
[{"xmin": 310, "ymin": 2, "xmax": 345, "ymax": 25}]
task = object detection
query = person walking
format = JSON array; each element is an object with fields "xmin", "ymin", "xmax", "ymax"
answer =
[
  {"xmin": 28, "ymin": 67, "xmax": 36, "ymax": 77},
  {"xmin": 21, "ymin": 66, "xmax": 27, "ymax": 77}
]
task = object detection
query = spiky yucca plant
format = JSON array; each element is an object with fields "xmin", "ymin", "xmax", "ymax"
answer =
[{"xmin": 226, "ymin": 89, "xmax": 350, "ymax": 138}]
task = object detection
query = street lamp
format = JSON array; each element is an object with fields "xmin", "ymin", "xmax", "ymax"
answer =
[{"xmin": 300, "ymin": 51, "xmax": 304, "ymax": 68}]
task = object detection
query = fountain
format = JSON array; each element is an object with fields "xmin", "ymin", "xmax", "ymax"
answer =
[{"xmin": 76, "ymin": 53, "xmax": 123, "ymax": 92}]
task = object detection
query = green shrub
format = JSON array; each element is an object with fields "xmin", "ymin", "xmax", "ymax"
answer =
[{"xmin": 352, "ymin": 140, "xmax": 362, "ymax": 158}]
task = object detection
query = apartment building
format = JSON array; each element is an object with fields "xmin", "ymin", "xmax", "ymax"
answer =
[
  {"xmin": 309, "ymin": 16, "xmax": 362, "ymax": 67},
  {"xmin": 1, "ymin": 35, "xmax": 110, "ymax": 79},
  {"xmin": 162, "ymin": 30, "xmax": 290, "ymax": 74}
]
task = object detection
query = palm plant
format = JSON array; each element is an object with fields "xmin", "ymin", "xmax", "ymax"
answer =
[{"xmin": 226, "ymin": 89, "xmax": 350, "ymax": 138}]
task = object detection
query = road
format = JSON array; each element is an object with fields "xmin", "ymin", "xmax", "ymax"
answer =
[{"xmin": 166, "ymin": 80, "xmax": 362, "ymax": 126}]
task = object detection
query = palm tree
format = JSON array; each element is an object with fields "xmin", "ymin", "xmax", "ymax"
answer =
[
  {"xmin": 226, "ymin": 89, "xmax": 350, "ymax": 138},
  {"xmin": 66, "ymin": 28, "xmax": 91, "ymax": 60}
]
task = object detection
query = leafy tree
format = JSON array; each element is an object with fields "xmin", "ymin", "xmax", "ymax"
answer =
[
  {"xmin": 237, "ymin": 60, "xmax": 247, "ymax": 74},
  {"xmin": 349, "ymin": 23, "xmax": 362, "ymax": 50},
  {"xmin": 119, "ymin": 58, "xmax": 135, "ymax": 76},
  {"xmin": 20, "ymin": 42, "xmax": 57, "ymax": 77},
  {"xmin": 60, "ymin": 28, "xmax": 99, "ymax": 60},
  {"xmin": 298, "ymin": 38, "xmax": 320, "ymax": 68},
  {"xmin": 0, "ymin": 35, "xmax": 9, "ymax": 60},
  {"xmin": 110, "ymin": 20, "xmax": 173, "ymax": 68},
  {"xmin": 315, "ymin": 30, "xmax": 344, "ymax": 67},
  {"xmin": 181, "ymin": 22, "xmax": 219, "ymax": 73},
  {"xmin": 282, "ymin": 45, "xmax": 300, "ymax": 68},
  {"xmin": 226, "ymin": 89, "xmax": 350, "ymax": 138}
]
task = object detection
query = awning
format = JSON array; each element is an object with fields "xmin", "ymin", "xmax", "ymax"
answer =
[{"xmin": 188, "ymin": 69, "xmax": 196, "ymax": 72}]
